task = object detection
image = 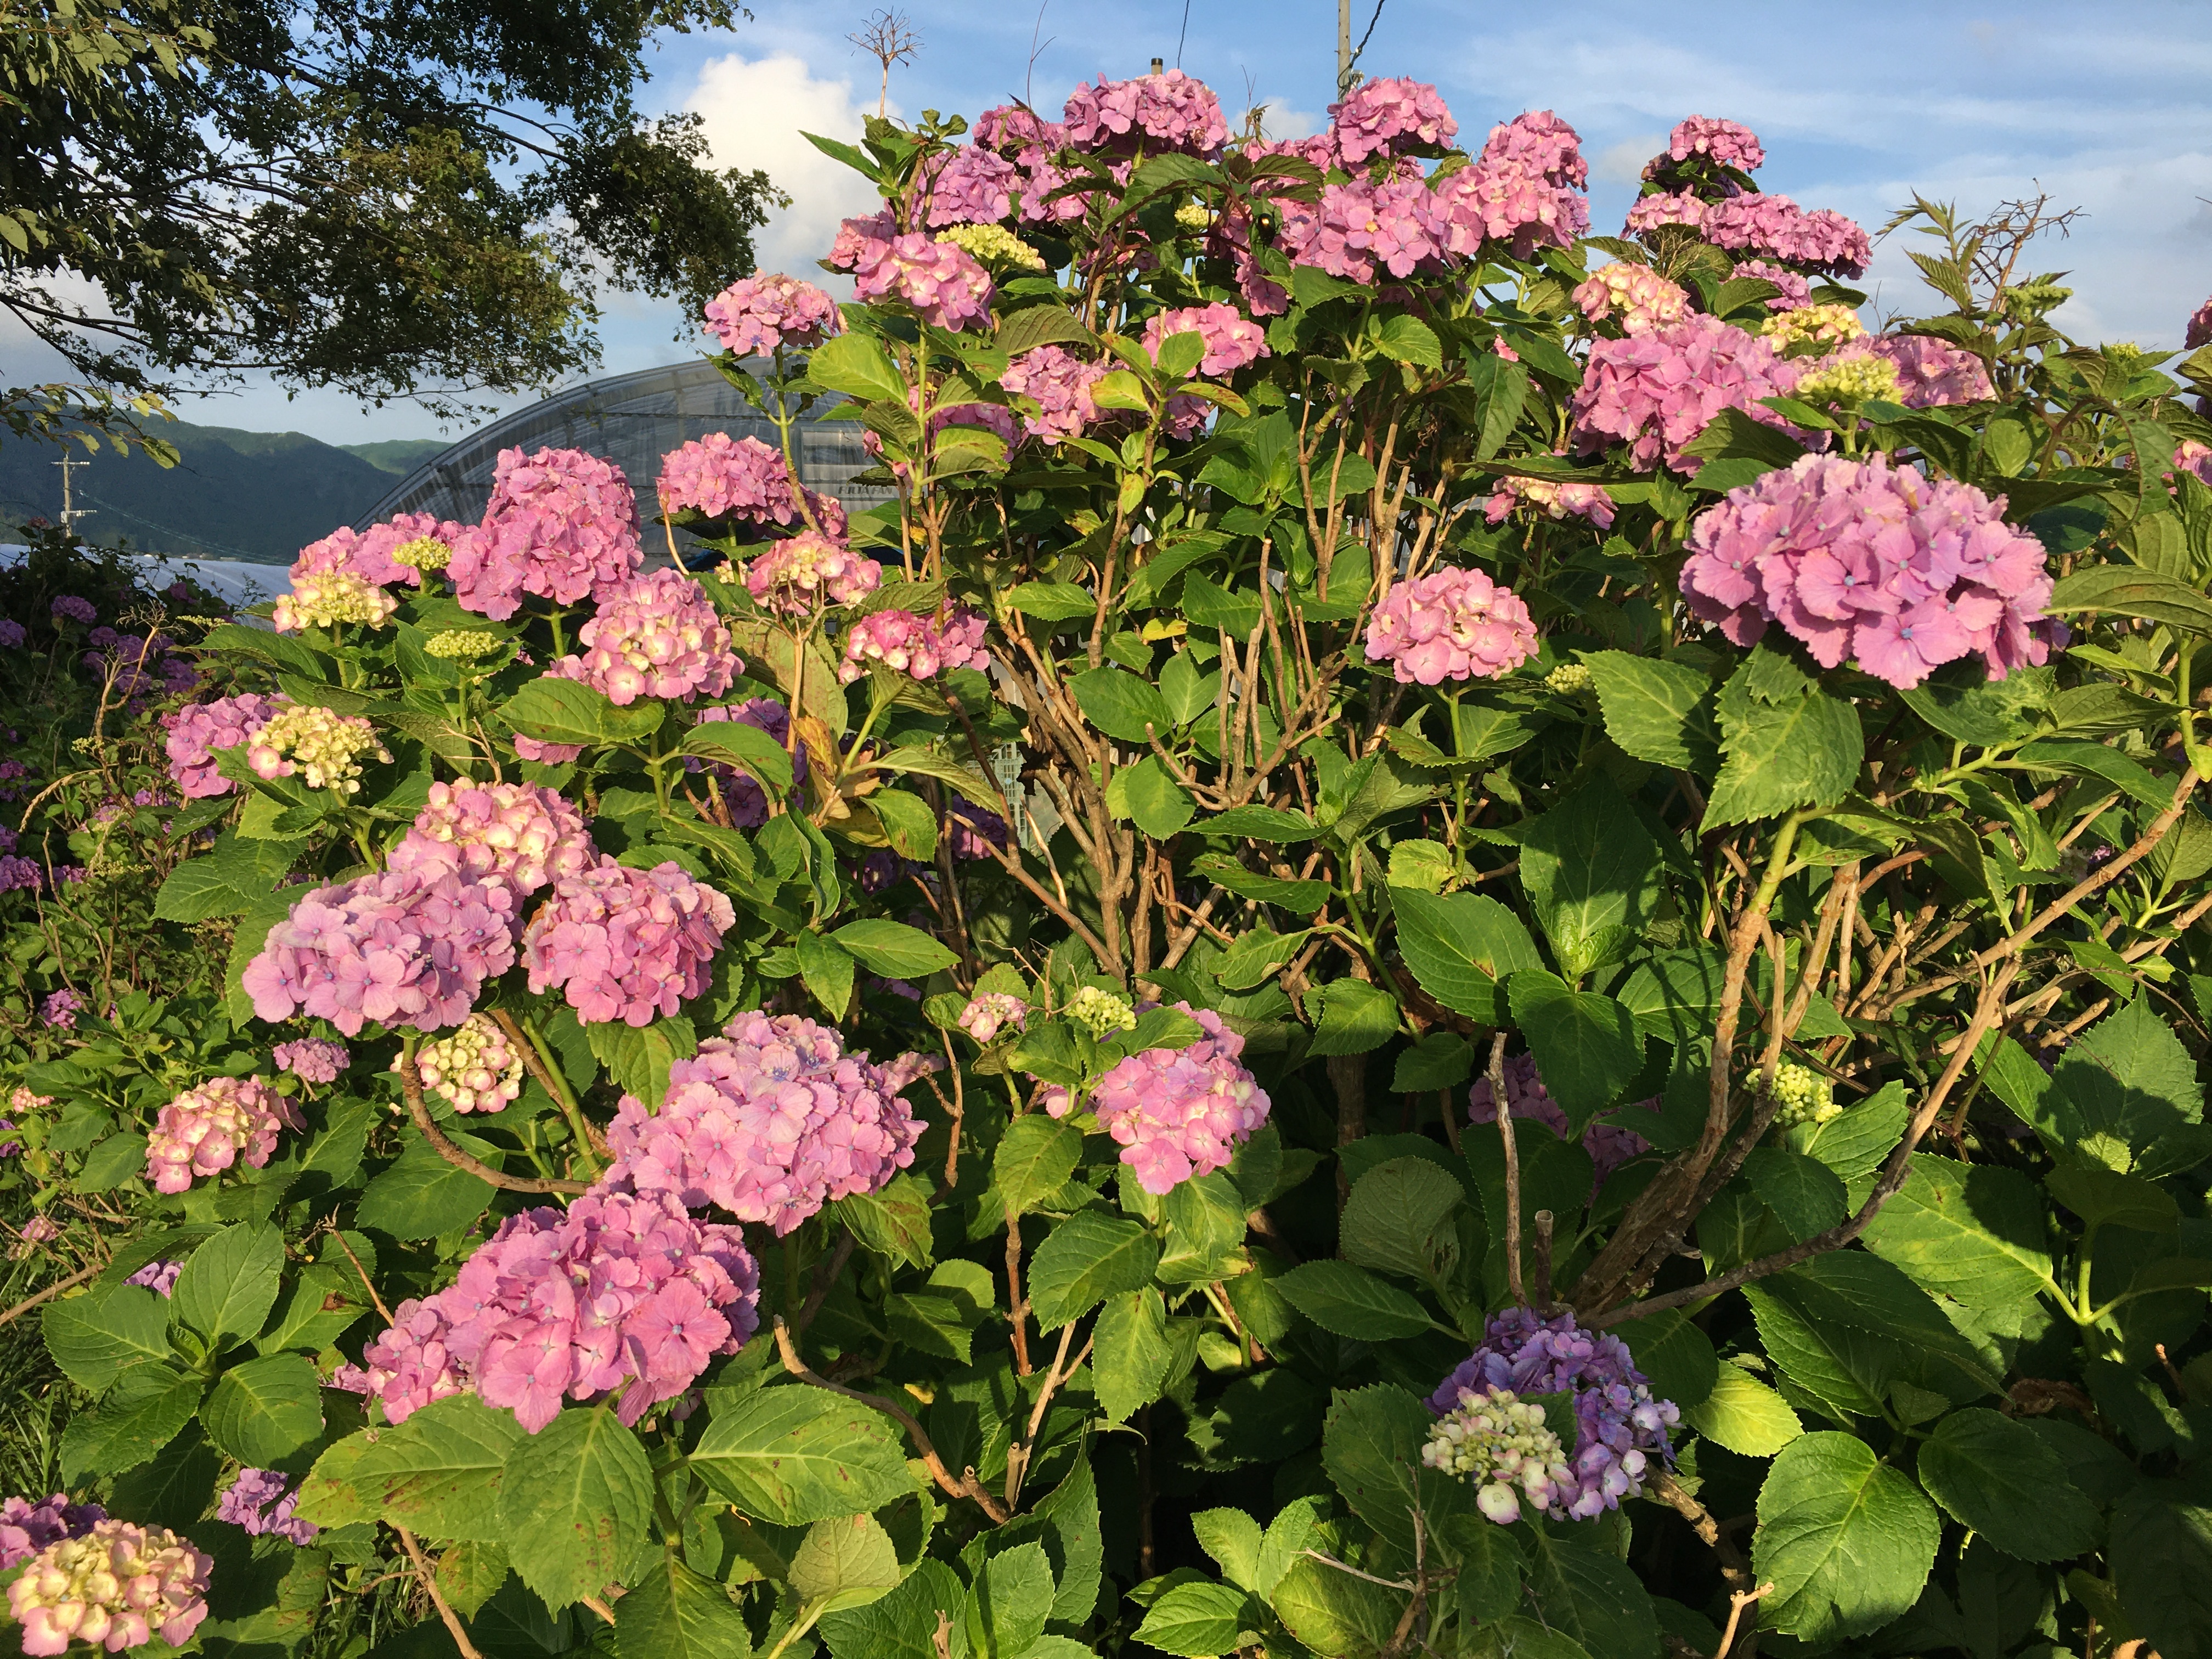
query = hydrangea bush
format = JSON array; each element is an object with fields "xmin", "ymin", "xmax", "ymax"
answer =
[{"xmin": 3, "ymin": 75, "xmax": 2212, "ymax": 1659}]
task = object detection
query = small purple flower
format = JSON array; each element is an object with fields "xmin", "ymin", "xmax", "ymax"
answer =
[
  {"xmin": 0, "ymin": 622, "xmax": 22, "ymax": 649},
  {"xmin": 37, "ymin": 990, "xmax": 80, "ymax": 1029},
  {"xmin": 0, "ymin": 1496, "xmax": 105, "ymax": 1570},
  {"xmin": 272, "ymin": 1039, "xmax": 349, "ymax": 1085},
  {"xmin": 126, "ymin": 1260, "xmax": 182, "ymax": 1297},
  {"xmin": 216, "ymin": 1469, "xmax": 318, "ymax": 1545},
  {"xmin": 48, "ymin": 597, "xmax": 94, "ymax": 625}
]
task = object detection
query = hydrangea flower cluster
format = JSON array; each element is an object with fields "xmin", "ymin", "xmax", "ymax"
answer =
[
  {"xmin": 7, "ymin": 1520, "xmax": 210, "ymax": 1656},
  {"xmin": 838, "ymin": 606, "xmax": 991, "ymax": 684},
  {"xmin": 415, "ymin": 1014, "xmax": 524, "ymax": 1114},
  {"xmin": 360, "ymin": 1187, "xmax": 760, "ymax": 1432},
  {"xmin": 1763, "ymin": 302, "xmax": 1865, "ymax": 353},
  {"xmin": 144, "ymin": 1075, "xmax": 303, "ymax": 1194},
  {"xmin": 1062, "ymin": 68, "xmax": 1228, "ymax": 157},
  {"xmin": 216, "ymin": 1470, "xmax": 316, "ymax": 1545},
  {"xmin": 1421, "ymin": 1386, "xmax": 1574, "ymax": 1524},
  {"xmin": 448, "ymin": 447, "xmax": 644, "ymax": 620},
  {"xmin": 1065, "ymin": 985, "xmax": 1137, "ymax": 1038},
  {"xmin": 1327, "ymin": 75, "xmax": 1458, "ymax": 163},
  {"xmin": 938, "ymin": 223, "xmax": 1046, "ymax": 271},
  {"xmin": 692, "ymin": 698, "xmax": 805, "ymax": 827},
  {"xmin": 124, "ymin": 1260, "xmax": 179, "ymax": 1296},
  {"xmin": 272, "ymin": 1038, "xmax": 348, "ymax": 1085},
  {"xmin": 1793, "ymin": 353, "xmax": 1899, "ymax": 407},
  {"xmin": 742, "ymin": 531, "xmax": 882, "ymax": 615},
  {"xmin": 2190, "ymin": 295, "xmax": 2212, "ymax": 351},
  {"xmin": 1631, "ymin": 191, "xmax": 1871, "ymax": 279},
  {"xmin": 292, "ymin": 511, "xmax": 468, "ymax": 590},
  {"xmin": 1572, "ymin": 263, "xmax": 1689, "ymax": 335},
  {"xmin": 703, "ymin": 274, "xmax": 844, "ymax": 356},
  {"xmin": 607, "ymin": 1012, "xmax": 927, "ymax": 1235},
  {"xmin": 246, "ymin": 704, "xmax": 390, "ymax": 794},
  {"xmin": 48, "ymin": 596, "xmax": 94, "ymax": 625},
  {"xmin": 1644, "ymin": 115, "xmax": 1765, "ymax": 179},
  {"xmin": 162, "ymin": 692, "xmax": 286, "ymax": 799},
  {"xmin": 0, "ymin": 856, "xmax": 41, "ymax": 894},
  {"xmin": 1468, "ymin": 1051, "xmax": 1656, "ymax": 1193},
  {"xmin": 1847, "ymin": 334, "xmax": 1994, "ymax": 408},
  {"xmin": 920, "ymin": 146, "xmax": 1019, "ymax": 228},
  {"xmin": 1142, "ymin": 303, "xmax": 1269, "ymax": 380},
  {"xmin": 0, "ymin": 622, "xmax": 21, "ymax": 649},
  {"xmin": 1679, "ymin": 452, "xmax": 2056, "ymax": 687},
  {"xmin": 387, "ymin": 782, "xmax": 596, "ymax": 896},
  {"xmin": 958, "ymin": 991, "xmax": 1027, "ymax": 1043},
  {"xmin": 39, "ymin": 990, "xmax": 80, "ymax": 1029},
  {"xmin": 1427, "ymin": 1308, "xmax": 1679, "ymax": 1521},
  {"xmin": 830, "ymin": 212, "xmax": 997, "ymax": 331},
  {"xmin": 948, "ymin": 802, "xmax": 1008, "ymax": 861},
  {"xmin": 272, "ymin": 569, "xmax": 400, "ymax": 633},
  {"xmin": 657, "ymin": 432, "xmax": 843, "ymax": 533},
  {"xmin": 546, "ymin": 569, "xmax": 740, "ymax": 706},
  {"xmin": 425, "ymin": 630, "xmax": 501, "ymax": 661},
  {"xmin": 1764, "ymin": 1060, "xmax": 1841, "ymax": 1128},
  {"xmin": 243, "ymin": 870, "xmax": 520, "ymax": 1035},
  {"xmin": 0, "ymin": 1496, "xmax": 104, "ymax": 1570},
  {"xmin": 1735, "ymin": 259, "xmax": 1811, "ymax": 310},
  {"xmin": 81, "ymin": 629, "xmax": 195, "ymax": 706},
  {"xmin": 1077, "ymin": 1003, "xmax": 1271, "ymax": 1194},
  {"xmin": 1363, "ymin": 567, "xmax": 1539, "ymax": 685},
  {"xmin": 390, "ymin": 535, "xmax": 450, "ymax": 573},
  {"xmin": 1484, "ymin": 476, "xmax": 1617, "ymax": 531},
  {"xmin": 1570, "ymin": 314, "xmax": 1803, "ymax": 475},
  {"xmin": 1000, "ymin": 346, "xmax": 1113, "ymax": 441},
  {"xmin": 522, "ymin": 859, "xmax": 733, "ymax": 1027}
]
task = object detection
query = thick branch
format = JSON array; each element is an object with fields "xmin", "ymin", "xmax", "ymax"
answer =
[{"xmin": 399, "ymin": 1051, "xmax": 588, "ymax": 1197}]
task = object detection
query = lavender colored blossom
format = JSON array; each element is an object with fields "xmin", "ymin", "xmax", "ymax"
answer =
[
  {"xmin": 242, "ymin": 870, "xmax": 521, "ymax": 1036},
  {"xmin": 545, "ymin": 568, "xmax": 742, "ymax": 706},
  {"xmin": 522, "ymin": 857, "xmax": 733, "ymax": 1027},
  {"xmin": 1363, "ymin": 567, "xmax": 1539, "ymax": 685},
  {"xmin": 1733, "ymin": 259, "xmax": 1812, "ymax": 311},
  {"xmin": 162, "ymin": 692, "xmax": 287, "ymax": 799},
  {"xmin": 0, "ymin": 622, "xmax": 22, "ymax": 648},
  {"xmin": 656, "ymin": 432, "xmax": 845, "ymax": 534},
  {"xmin": 1327, "ymin": 76, "xmax": 1457, "ymax": 164},
  {"xmin": 0, "ymin": 856, "xmax": 43, "ymax": 894},
  {"xmin": 273, "ymin": 1038, "xmax": 349, "ymax": 1085},
  {"xmin": 607, "ymin": 1012, "xmax": 928, "ymax": 1235},
  {"xmin": 1000, "ymin": 346, "xmax": 1113, "ymax": 441},
  {"xmin": 145, "ymin": 1075, "xmax": 303, "ymax": 1194},
  {"xmin": 38, "ymin": 990, "xmax": 80, "ymax": 1029},
  {"xmin": 830, "ymin": 212, "xmax": 997, "ymax": 331},
  {"xmin": 1427, "ymin": 111, "xmax": 1590, "ymax": 262},
  {"xmin": 1467, "ymin": 1051, "xmax": 1657, "ymax": 1195},
  {"xmin": 1075, "ymin": 1002, "xmax": 1270, "ymax": 1195},
  {"xmin": 1427, "ymin": 1308, "xmax": 1679, "ymax": 1522},
  {"xmin": 48, "ymin": 596, "xmax": 94, "ymax": 625},
  {"xmin": 2190, "ymin": 295, "xmax": 2212, "ymax": 351},
  {"xmin": 0, "ymin": 1496, "xmax": 105, "ymax": 1571},
  {"xmin": 447, "ymin": 447, "xmax": 644, "ymax": 620},
  {"xmin": 216, "ymin": 1469, "xmax": 317, "ymax": 1545},
  {"xmin": 1569, "ymin": 314, "xmax": 1804, "ymax": 475},
  {"xmin": 702, "ymin": 273, "xmax": 844, "ymax": 356},
  {"xmin": 692, "ymin": 698, "xmax": 806, "ymax": 827},
  {"xmin": 958, "ymin": 991, "xmax": 1028, "ymax": 1043},
  {"xmin": 1679, "ymin": 451, "xmax": 2057, "ymax": 688},
  {"xmin": 921, "ymin": 145, "xmax": 1021, "ymax": 227},
  {"xmin": 947, "ymin": 803, "xmax": 1009, "ymax": 862},
  {"xmin": 1643, "ymin": 115, "xmax": 1764, "ymax": 182},
  {"xmin": 125, "ymin": 1260, "xmax": 180, "ymax": 1297},
  {"xmin": 385, "ymin": 782, "xmax": 596, "ymax": 896},
  {"xmin": 8, "ymin": 1521, "xmax": 210, "ymax": 1656},
  {"xmin": 1845, "ymin": 334, "xmax": 1995, "ymax": 408}
]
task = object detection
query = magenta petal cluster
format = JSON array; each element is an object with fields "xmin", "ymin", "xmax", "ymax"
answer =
[
  {"xmin": 360, "ymin": 1187, "xmax": 760, "ymax": 1432},
  {"xmin": 448, "ymin": 447, "xmax": 644, "ymax": 620},
  {"xmin": 386, "ymin": 782, "xmax": 596, "ymax": 896},
  {"xmin": 144, "ymin": 1075, "xmax": 303, "ymax": 1194},
  {"xmin": 1570, "ymin": 314, "xmax": 1803, "ymax": 475},
  {"xmin": 1846, "ymin": 334, "xmax": 1994, "ymax": 408},
  {"xmin": 292, "ymin": 510, "xmax": 468, "ymax": 591},
  {"xmin": 546, "ymin": 569, "xmax": 741, "ymax": 706},
  {"xmin": 1364, "ymin": 567, "xmax": 1539, "ymax": 685},
  {"xmin": 838, "ymin": 605, "xmax": 991, "ymax": 684},
  {"xmin": 1696, "ymin": 194, "xmax": 1870, "ymax": 278},
  {"xmin": 0, "ymin": 1496, "xmax": 105, "ymax": 1571},
  {"xmin": 743, "ymin": 531, "xmax": 882, "ymax": 616},
  {"xmin": 1647, "ymin": 115, "xmax": 1764, "ymax": 178},
  {"xmin": 216, "ymin": 1470, "xmax": 316, "ymax": 1545},
  {"xmin": 1327, "ymin": 76, "xmax": 1457, "ymax": 164},
  {"xmin": 1468, "ymin": 1051, "xmax": 1657, "ymax": 1194},
  {"xmin": 1142, "ymin": 302, "xmax": 1268, "ymax": 379},
  {"xmin": 607, "ymin": 1012, "xmax": 927, "ymax": 1235},
  {"xmin": 1733, "ymin": 259, "xmax": 1812, "ymax": 311},
  {"xmin": 7, "ymin": 1520, "xmax": 210, "ymax": 1656},
  {"xmin": 1426, "ymin": 110, "xmax": 1590, "ymax": 262},
  {"xmin": 958, "ymin": 991, "xmax": 1027, "ymax": 1043},
  {"xmin": 242, "ymin": 870, "xmax": 521, "ymax": 1036},
  {"xmin": 922, "ymin": 145, "xmax": 1021, "ymax": 227},
  {"xmin": 1484, "ymin": 476, "xmax": 1616, "ymax": 531},
  {"xmin": 1680, "ymin": 451, "xmax": 2057, "ymax": 687},
  {"xmin": 124, "ymin": 1260, "xmax": 180, "ymax": 1297},
  {"xmin": 1062, "ymin": 69, "xmax": 1227, "ymax": 157},
  {"xmin": 272, "ymin": 1038, "xmax": 348, "ymax": 1085},
  {"xmin": 703, "ymin": 273, "xmax": 843, "ymax": 356},
  {"xmin": 832, "ymin": 211, "xmax": 996, "ymax": 331},
  {"xmin": 2189, "ymin": 295, "xmax": 2212, "ymax": 351},
  {"xmin": 522, "ymin": 858, "xmax": 733, "ymax": 1027},
  {"xmin": 657, "ymin": 432, "xmax": 847, "ymax": 536},
  {"xmin": 1427, "ymin": 1308, "xmax": 1679, "ymax": 1521},
  {"xmin": 1084, "ymin": 1003, "xmax": 1269, "ymax": 1195},
  {"xmin": 161, "ymin": 692, "xmax": 286, "ymax": 799},
  {"xmin": 692, "ymin": 698, "xmax": 805, "ymax": 827},
  {"xmin": 1000, "ymin": 345, "xmax": 1113, "ymax": 440}
]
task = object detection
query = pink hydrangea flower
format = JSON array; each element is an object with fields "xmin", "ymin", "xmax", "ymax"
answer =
[
  {"xmin": 216, "ymin": 1470, "xmax": 316, "ymax": 1545},
  {"xmin": 1733, "ymin": 259, "xmax": 1811, "ymax": 311},
  {"xmin": 0, "ymin": 1496, "xmax": 105, "ymax": 1571},
  {"xmin": 1569, "ymin": 314, "xmax": 1804, "ymax": 475},
  {"xmin": 161, "ymin": 692, "xmax": 286, "ymax": 799},
  {"xmin": 1624, "ymin": 190, "xmax": 1703, "ymax": 237},
  {"xmin": 838, "ymin": 605, "xmax": 991, "ymax": 684},
  {"xmin": 522, "ymin": 857, "xmax": 733, "ymax": 1027},
  {"xmin": 360, "ymin": 1187, "xmax": 759, "ymax": 1432},
  {"xmin": 1327, "ymin": 76, "xmax": 1457, "ymax": 165},
  {"xmin": 544, "ymin": 569, "xmax": 741, "ymax": 706},
  {"xmin": 415, "ymin": 1014, "xmax": 523, "ymax": 1114},
  {"xmin": 1364, "ymin": 567, "xmax": 1540, "ymax": 685},
  {"xmin": 125, "ymin": 1260, "xmax": 180, "ymax": 1296},
  {"xmin": 8, "ymin": 1520, "xmax": 209, "ymax": 1656},
  {"xmin": 1843, "ymin": 334, "xmax": 1994, "ymax": 408},
  {"xmin": 272, "ymin": 1039, "xmax": 348, "ymax": 1085},
  {"xmin": 1001, "ymin": 345, "xmax": 1113, "ymax": 440},
  {"xmin": 447, "ymin": 447, "xmax": 644, "ymax": 620},
  {"xmin": 1062, "ymin": 69, "xmax": 1227, "ymax": 157},
  {"xmin": 1142, "ymin": 302, "xmax": 1269, "ymax": 381},
  {"xmin": 922, "ymin": 145, "xmax": 1022, "ymax": 227},
  {"xmin": 145, "ymin": 1075, "xmax": 303, "ymax": 1193},
  {"xmin": 1468, "ymin": 1051, "xmax": 1660, "ymax": 1196},
  {"xmin": 385, "ymin": 782, "xmax": 596, "ymax": 896},
  {"xmin": 949, "ymin": 802, "xmax": 1008, "ymax": 861},
  {"xmin": 607, "ymin": 1012, "xmax": 927, "ymax": 1235},
  {"xmin": 242, "ymin": 870, "xmax": 521, "ymax": 1036},
  {"xmin": 1074, "ymin": 1003, "xmax": 1269, "ymax": 1195},
  {"xmin": 1429, "ymin": 111, "xmax": 1590, "ymax": 261},
  {"xmin": 2189, "ymin": 295, "xmax": 2212, "ymax": 351},
  {"xmin": 702, "ymin": 274, "xmax": 844, "ymax": 356},
  {"xmin": 691, "ymin": 698, "xmax": 805, "ymax": 827},
  {"xmin": 656, "ymin": 432, "xmax": 847, "ymax": 535},
  {"xmin": 958, "ymin": 991, "xmax": 1028, "ymax": 1043},
  {"xmin": 2174, "ymin": 440, "xmax": 2212, "ymax": 487},
  {"xmin": 1484, "ymin": 477, "xmax": 1617, "ymax": 530},
  {"xmin": 292, "ymin": 511, "xmax": 469, "ymax": 591},
  {"xmin": 1679, "ymin": 450, "xmax": 2056, "ymax": 687},
  {"xmin": 1572, "ymin": 263, "xmax": 1690, "ymax": 335},
  {"xmin": 1696, "ymin": 194, "xmax": 1870, "ymax": 278},
  {"xmin": 742, "ymin": 531, "xmax": 883, "ymax": 616},
  {"xmin": 1645, "ymin": 116, "xmax": 1764, "ymax": 179},
  {"xmin": 831, "ymin": 211, "xmax": 996, "ymax": 331}
]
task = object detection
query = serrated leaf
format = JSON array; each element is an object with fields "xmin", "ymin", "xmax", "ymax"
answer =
[
  {"xmin": 1133, "ymin": 1580, "xmax": 1254, "ymax": 1656},
  {"xmin": 1705, "ymin": 646, "xmax": 1864, "ymax": 830},
  {"xmin": 172, "ymin": 1222, "xmax": 285, "ymax": 1346},
  {"xmin": 791, "ymin": 1514, "xmax": 901, "ymax": 1613},
  {"xmin": 59, "ymin": 1365, "xmax": 203, "ymax": 1481},
  {"xmin": 497, "ymin": 1406, "xmax": 656, "ymax": 1610},
  {"xmin": 1507, "ymin": 970, "xmax": 1644, "ymax": 1133},
  {"xmin": 1754, "ymin": 1432, "xmax": 1940, "ymax": 1643},
  {"xmin": 43, "ymin": 1283, "xmax": 171, "ymax": 1392},
  {"xmin": 1026, "ymin": 1211, "xmax": 1159, "ymax": 1329},
  {"xmin": 1273, "ymin": 1260, "xmax": 1432, "ymax": 1340},
  {"xmin": 690, "ymin": 1387, "xmax": 916, "ymax": 1524},
  {"xmin": 1093, "ymin": 1288, "xmax": 1172, "ymax": 1425},
  {"xmin": 1340, "ymin": 1157, "xmax": 1462, "ymax": 1282},
  {"xmin": 296, "ymin": 1395, "xmax": 526, "ymax": 1540},
  {"xmin": 1582, "ymin": 652, "xmax": 1721, "ymax": 774},
  {"xmin": 1390, "ymin": 888, "xmax": 1541, "ymax": 1025},
  {"xmin": 203, "ymin": 1351, "xmax": 324, "ymax": 1466},
  {"xmin": 1916, "ymin": 1408, "xmax": 2102, "ymax": 1564},
  {"xmin": 831, "ymin": 918, "xmax": 958, "ymax": 979},
  {"xmin": 992, "ymin": 1116, "xmax": 1084, "ymax": 1219},
  {"xmin": 1683, "ymin": 1364, "xmax": 1802, "ymax": 1456}
]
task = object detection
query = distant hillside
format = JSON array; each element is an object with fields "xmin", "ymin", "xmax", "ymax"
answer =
[{"xmin": 0, "ymin": 420, "xmax": 449, "ymax": 565}]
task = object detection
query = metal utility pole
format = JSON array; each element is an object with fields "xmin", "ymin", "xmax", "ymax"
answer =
[
  {"xmin": 1338, "ymin": 0, "xmax": 1352, "ymax": 93},
  {"xmin": 53, "ymin": 456, "xmax": 92, "ymax": 534}
]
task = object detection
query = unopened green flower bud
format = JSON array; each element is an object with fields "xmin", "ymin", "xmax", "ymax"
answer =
[
  {"xmin": 1174, "ymin": 202, "xmax": 1211, "ymax": 232},
  {"xmin": 1066, "ymin": 984, "xmax": 1137, "ymax": 1038},
  {"xmin": 390, "ymin": 536, "xmax": 452, "ymax": 572},
  {"xmin": 1794, "ymin": 354, "xmax": 1900, "ymax": 408},
  {"xmin": 938, "ymin": 223, "xmax": 1047, "ymax": 273},
  {"xmin": 1762, "ymin": 1060, "xmax": 1839, "ymax": 1129},
  {"xmin": 425, "ymin": 630, "xmax": 503, "ymax": 661},
  {"xmin": 1545, "ymin": 662, "xmax": 1593, "ymax": 696}
]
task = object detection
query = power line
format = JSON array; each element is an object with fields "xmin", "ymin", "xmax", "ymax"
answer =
[
  {"xmin": 1339, "ymin": 0, "xmax": 1385, "ymax": 92},
  {"xmin": 1176, "ymin": 0, "xmax": 1191, "ymax": 66}
]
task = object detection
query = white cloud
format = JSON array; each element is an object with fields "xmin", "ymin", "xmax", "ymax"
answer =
[
  {"xmin": 1250, "ymin": 98, "xmax": 1324, "ymax": 140},
  {"xmin": 686, "ymin": 52, "xmax": 893, "ymax": 283},
  {"xmin": 1593, "ymin": 135, "xmax": 1663, "ymax": 185}
]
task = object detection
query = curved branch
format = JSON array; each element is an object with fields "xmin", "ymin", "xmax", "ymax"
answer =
[{"xmin": 398, "ymin": 1051, "xmax": 588, "ymax": 1197}]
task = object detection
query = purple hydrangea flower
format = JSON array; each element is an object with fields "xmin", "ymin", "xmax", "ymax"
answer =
[{"xmin": 216, "ymin": 1470, "xmax": 317, "ymax": 1545}]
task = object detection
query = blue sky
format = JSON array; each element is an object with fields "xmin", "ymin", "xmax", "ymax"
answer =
[{"xmin": 13, "ymin": 0, "xmax": 2210, "ymax": 445}]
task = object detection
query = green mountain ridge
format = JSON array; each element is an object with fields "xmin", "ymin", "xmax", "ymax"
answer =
[{"xmin": 0, "ymin": 420, "xmax": 451, "ymax": 565}]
